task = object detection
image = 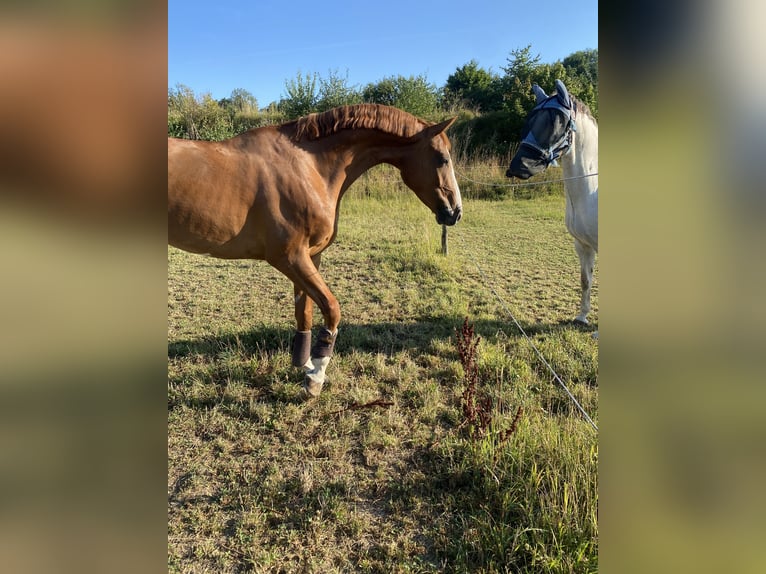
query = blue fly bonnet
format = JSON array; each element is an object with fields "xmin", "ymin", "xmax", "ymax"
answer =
[{"xmin": 519, "ymin": 79, "xmax": 577, "ymax": 166}]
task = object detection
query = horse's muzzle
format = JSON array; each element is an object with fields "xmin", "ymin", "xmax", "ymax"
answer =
[
  {"xmin": 505, "ymin": 167, "xmax": 525, "ymax": 179},
  {"xmin": 506, "ymin": 163, "xmax": 532, "ymax": 180},
  {"xmin": 437, "ymin": 205, "xmax": 462, "ymax": 226},
  {"xmin": 507, "ymin": 152, "xmax": 544, "ymax": 180}
]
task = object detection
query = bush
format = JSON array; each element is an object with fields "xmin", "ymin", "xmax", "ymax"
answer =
[
  {"xmin": 450, "ymin": 110, "xmax": 522, "ymax": 161},
  {"xmin": 167, "ymin": 84, "xmax": 233, "ymax": 141}
]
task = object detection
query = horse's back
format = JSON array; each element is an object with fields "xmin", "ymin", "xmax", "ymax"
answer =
[
  {"xmin": 167, "ymin": 130, "xmax": 329, "ymax": 260},
  {"xmin": 168, "ymin": 137, "xmax": 262, "ymax": 256}
]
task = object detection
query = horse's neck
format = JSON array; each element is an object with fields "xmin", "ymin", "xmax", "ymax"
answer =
[
  {"xmin": 317, "ymin": 131, "xmax": 409, "ymax": 197},
  {"xmin": 561, "ymin": 114, "xmax": 598, "ymax": 249},
  {"xmin": 561, "ymin": 114, "xmax": 598, "ymax": 199}
]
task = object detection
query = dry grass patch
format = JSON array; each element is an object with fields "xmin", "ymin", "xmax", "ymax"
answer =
[{"xmin": 169, "ymin": 184, "xmax": 597, "ymax": 573}]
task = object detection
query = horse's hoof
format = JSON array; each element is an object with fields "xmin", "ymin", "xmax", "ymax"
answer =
[
  {"xmin": 573, "ymin": 317, "xmax": 589, "ymax": 326},
  {"xmin": 303, "ymin": 374, "xmax": 324, "ymax": 398}
]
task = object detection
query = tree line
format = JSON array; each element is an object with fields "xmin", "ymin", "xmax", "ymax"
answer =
[{"xmin": 168, "ymin": 45, "xmax": 597, "ymax": 159}]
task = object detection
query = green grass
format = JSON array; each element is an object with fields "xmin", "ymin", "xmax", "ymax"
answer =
[{"xmin": 168, "ymin": 171, "xmax": 598, "ymax": 573}]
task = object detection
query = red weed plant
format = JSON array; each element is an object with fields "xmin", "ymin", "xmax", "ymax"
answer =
[{"xmin": 455, "ymin": 317, "xmax": 522, "ymax": 445}]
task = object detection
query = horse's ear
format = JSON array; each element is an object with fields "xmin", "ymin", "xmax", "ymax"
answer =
[
  {"xmin": 423, "ymin": 116, "xmax": 457, "ymax": 138},
  {"xmin": 532, "ymin": 84, "xmax": 548, "ymax": 104},
  {"xmin": 555, "ymin": 79, "xmax": 572, "ymax": 109}
]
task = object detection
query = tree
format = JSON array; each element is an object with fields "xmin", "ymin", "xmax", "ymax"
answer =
[
  {"xmin": 167, "ymin": 83, "xmax": 233, "ymax": 141},
  {"xmin": 448, "ymin": 46, "xmax": 599, "ymax": 158},
  {"xmin": 362, "ymin": 74, "xmax": 440, "ymax": 118},
  {"xmin": 562, "ymin": 49, "xmax": 598, "ymax": 85},
  {"xmin": 499, "ymin": 45, "xmax": 543, "ymax": 117},
  {"xmin": 168, "ymin": 45, "xmax": 598, "ymax": 150},
  {"xmin": 280, "ymin": 72, "xmax": 319, "ymax": 119},
  {"xmin": 562, "ymin": 49, "xmax": 599, "ymax": 117},
  {"xmin": 217, "ymin": 88, "xmax": 263, "ymax": 135},
  {"xmin": 219, "ymin": 88, "xmax": 258, "ymax": 115},
  {"xmin": 497, "ymin": 45, "xmax": 599, "ymax": 133},
  {"xmin": 362, "ymin": 77, "xmax": 397, "ymax": 107},
  {"xmin": 444, "ymin": 60, "xmax": 502, "ymax": 112},
  {"xmin": 316, "ymin": 69, "xmax": 362, "ymax": 112},
  {"xmin": 168, "ymin": 84, "xmax": 199, "ymax": 139}
]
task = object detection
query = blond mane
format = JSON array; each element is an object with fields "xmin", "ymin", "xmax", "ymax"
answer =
[{"xmin": 285, "ymin": 104, "xmax": 427, "ymax": 142}]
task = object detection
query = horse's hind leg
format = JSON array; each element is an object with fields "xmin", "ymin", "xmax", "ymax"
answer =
[
  {"xmin": 573, "ymin": 240, "xmax": 596, "ymax": 325},
  {"xmin": 271, "ymin": 251, "xmax": 340, "ymax": 396}
]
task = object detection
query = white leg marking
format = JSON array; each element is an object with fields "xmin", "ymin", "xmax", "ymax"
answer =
[{"xmin": 304, "ymin": 356, "xmax": 330, "ymax": 397}]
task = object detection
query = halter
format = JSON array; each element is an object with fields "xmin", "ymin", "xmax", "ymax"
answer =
[{"xmin": 519, "ymin": 91, "xmax": 577, "ymax": 166}]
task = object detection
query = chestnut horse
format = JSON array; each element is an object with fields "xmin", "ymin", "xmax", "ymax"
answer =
[{"xmin": 168, "ymin": 104, "xmax": 462, "ymax": 396}]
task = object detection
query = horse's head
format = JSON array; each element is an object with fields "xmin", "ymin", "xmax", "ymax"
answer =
[
  {"xmin": 506, "ymin": 80, "xmax": 576, "ymax": 180},
  {"xmin": 399, "ymin": 117, "xmax": 462, "ymax": 226}
]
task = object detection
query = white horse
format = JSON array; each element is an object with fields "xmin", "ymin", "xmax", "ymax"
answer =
[{"xmin": 506, "ymin": 80, "xmax": 598, "ymax": 325}]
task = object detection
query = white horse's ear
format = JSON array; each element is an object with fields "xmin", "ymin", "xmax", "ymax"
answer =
[
  {"xmin": 423, "ymin": 116, "xmax": 457, "ymax": 138},
  {"xmin": 555, "ymin": 79, "xmax": 571, "ymax": 108},
  {"xmin": 532, "ymin": 84, "xmax": 548, "ymax": 104}
]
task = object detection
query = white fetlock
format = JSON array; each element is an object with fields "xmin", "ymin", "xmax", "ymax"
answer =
[{"xmin": 303, "ymin": 356, "xmax": 330, "ymax": 397}]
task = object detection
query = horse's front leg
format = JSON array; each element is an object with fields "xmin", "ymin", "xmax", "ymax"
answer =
[
  {"xmin": 573, "ymin": 240, "xmax": 596, "ymax": 325},
  {"xmin": 272, "ymin": 251, "xmax": 340, "ymax": 396},
  {"xmin": 292, "ymin": 279, "xmax": 315, "ymax": 369}
]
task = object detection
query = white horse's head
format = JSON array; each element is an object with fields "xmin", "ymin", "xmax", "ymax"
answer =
[{"xmin": 506, "ymin": 80, "xmax": 577, "ymax": 180}]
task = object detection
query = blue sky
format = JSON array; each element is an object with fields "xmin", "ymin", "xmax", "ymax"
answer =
[{"xmin": 168, "ymin": 0, "xmax": 598, "ymax": 107}]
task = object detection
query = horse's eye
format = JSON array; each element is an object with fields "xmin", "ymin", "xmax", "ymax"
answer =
[{"xmin": 439, "ymin": 156, "xmax": 449, "ymax": 166}]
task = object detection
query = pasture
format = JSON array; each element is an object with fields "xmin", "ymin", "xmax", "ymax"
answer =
[{"xmin": 168, "ymin": 166, "xmax": 598, "ymax": 573}]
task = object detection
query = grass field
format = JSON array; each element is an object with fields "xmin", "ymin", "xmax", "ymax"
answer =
[{"xmin": 168, "ymin": 167, "xmax": 598, "ymax": 573}]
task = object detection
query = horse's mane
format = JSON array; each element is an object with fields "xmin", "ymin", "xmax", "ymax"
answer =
[
  {"xmin": 570, "ymin": 95, "xmax": 596, "ymax": 123},
  {"xmin": 285, "ymin": 104, "xmax": 427, "ymax": 142}
]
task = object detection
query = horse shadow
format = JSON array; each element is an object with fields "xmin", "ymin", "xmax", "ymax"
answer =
[
  {"xmin": 168, "ymin": 315, "xmax": 593, "ymax": 362},
  {"xmin": 167, "ymin": 311, "xmax": 597, "ymax": 417}
]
